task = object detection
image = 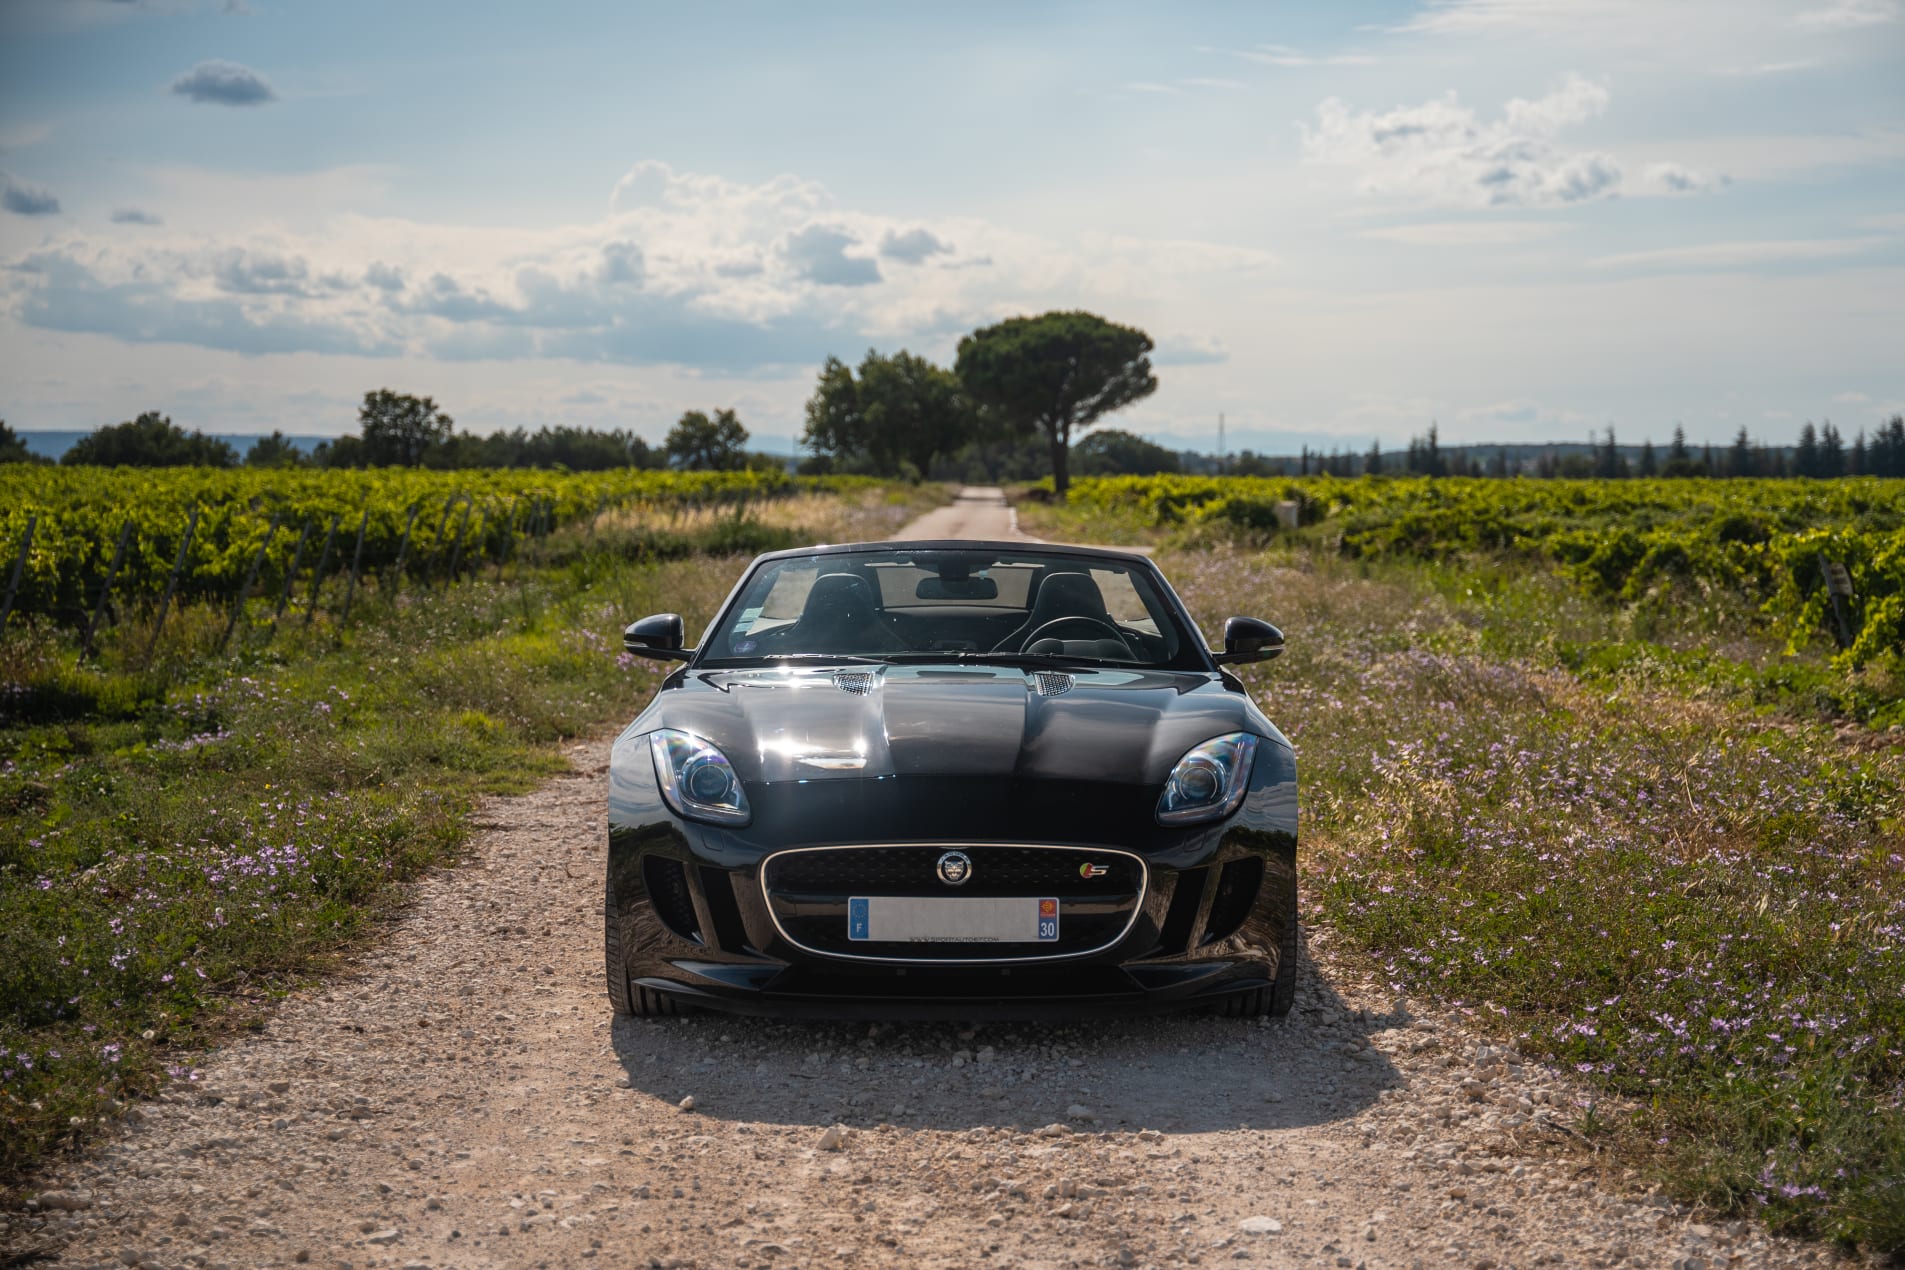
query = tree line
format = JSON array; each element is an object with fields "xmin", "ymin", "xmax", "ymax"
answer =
[
  {"xmin": 0, "ymin": 399, "xmax": 784, "ymax": 476},
  {"xmin": 1240, "ymin": 418, "xmax": 1905, "ymax": 481}
]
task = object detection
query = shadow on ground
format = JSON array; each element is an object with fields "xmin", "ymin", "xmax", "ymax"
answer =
[{"xmin": 609, "ymin": 945, "xmax": 1404, "ymax": 1136}]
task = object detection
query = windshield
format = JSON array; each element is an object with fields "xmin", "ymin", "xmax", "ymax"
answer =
[{"xmin": 699, "ymin": 547, "xmax": 1208, "ymax": 670}]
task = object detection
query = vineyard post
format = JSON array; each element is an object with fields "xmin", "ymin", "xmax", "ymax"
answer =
[
  {"xmin": 81, "ymin": 519, "xmax": 134, "ymax": 660},
  {"xmin": 430, "ymin": 494, "xmax": 465, "ymax": 586},
  {"xmin": 302, "ymin": 513, "xmax": 341, "ymax": 631},
  {"xmin": 0, "ymin": 514, "xmax": 37, "ymax": 635},
  {"xmin": 338, "ymin": 509, "xmax": 371, "ymax": 630},
  {"xmin": 589, "ymin": 494, "xmax": 607, "ymax": 536},
  {"xmin": 219, "ymin": 513, "xmax": 281, "ymax": 652},
  {"xmin": 1819, "ymin": 556, "xmax": 1856, "ymax": 650},
  {"xmin": 445, "ymin": 496, "xmax": 474, "ymax": 582},
  {"xmin": 495, "ymin": 497, "xmax": 517, "ymax": 579},
  {"xmin": 270, "ymin": 521, "xmax": 314, "ymax": 631},
  {"xmin": 143, "ymin": 506, "xmax": 199, "ymax": 667},
  {"xmin": 388, "ymin": 505, "xmax": 420, "ymax": 591}
]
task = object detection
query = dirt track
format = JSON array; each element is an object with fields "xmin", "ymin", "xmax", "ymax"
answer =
[{"xmin": 9, "ymin": 494, "xmax": 1839, "ymax": 1270}]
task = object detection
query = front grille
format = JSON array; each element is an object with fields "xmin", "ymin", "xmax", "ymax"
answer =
[
  {"xmin": 762, "ymin": 844, "xmax": 1144, "ymax": 962},
  {"xmin": 766, "ymin": 846, "xmax": 1134, "ymax": 896}
]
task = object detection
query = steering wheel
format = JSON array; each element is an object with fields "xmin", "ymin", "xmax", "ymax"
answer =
[{"xmin": 1014, "ymin": 615, "xmax": 1129, "ymax": 650}]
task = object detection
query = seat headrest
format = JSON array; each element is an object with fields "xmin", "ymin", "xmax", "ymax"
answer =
[{"xmin": 1028, "ymin": 571, "xmax": 1110, "ymax": 623}]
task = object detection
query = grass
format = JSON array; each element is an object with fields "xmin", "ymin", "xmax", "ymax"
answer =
[
  {"xmin": 1022, "ymin": 488, "xmax": 1903, "ymax": 1256},
  {"xmin": 0, "ymin": 482, "xmax": 943, "ymax": 1184}
]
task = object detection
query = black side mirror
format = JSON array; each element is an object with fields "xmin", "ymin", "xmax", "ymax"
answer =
[
  {"xmin": 1212, "ymin": 616, "xmax": 1284, "ymax": 665},
  {"xmin": 623, "ymin": 613, "xmax": 692, "ymax": 662}
]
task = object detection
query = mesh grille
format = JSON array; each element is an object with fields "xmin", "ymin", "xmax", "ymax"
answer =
[
  {"xmin": 765, "ymin": 845, "xmax": 1132, "ymax": 896},
  {"xmin": 832, "ymin": 670, "xmax": 878, "ymax": 696},
  {"xmin": 1033, "ymin": 671, "xmax": 1074, "ymax": 697}
]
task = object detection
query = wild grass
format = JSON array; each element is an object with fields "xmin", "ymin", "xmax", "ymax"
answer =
[
  {"xmin": 1164, "ymin": 545, "xmax": 1905, "ymax": 1256},
  {"xmin": 0, "ymin": 483, "xmax": 941, "ymax": 1183}
]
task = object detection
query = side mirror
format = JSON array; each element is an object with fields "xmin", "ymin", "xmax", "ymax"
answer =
[
  {"xmin": 1212, "ymin": 616, "xmax": 1284, "ymax": 665},
  {"xmin": 623, "ymin": 613, "xmax": 692, "ymax": 662}
]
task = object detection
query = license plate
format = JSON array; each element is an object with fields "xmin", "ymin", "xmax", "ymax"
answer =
[{"xmin": 848, "ymin": 896, "xmax": 1059, "ymax": 942}]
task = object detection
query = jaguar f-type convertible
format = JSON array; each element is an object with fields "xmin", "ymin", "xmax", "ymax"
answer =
[{"xmin": 606, "ymin": 540, "xmax": 1297, "ymax": 1019}]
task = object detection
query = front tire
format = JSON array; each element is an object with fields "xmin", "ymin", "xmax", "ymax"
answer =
[
  {"xmin": 605, "ymin": 890, "xmax": 692, "ymax": 1018},
  {"xmin": 1215, "ymin": 878, "xmax": 1299, "ymax": 1019}
]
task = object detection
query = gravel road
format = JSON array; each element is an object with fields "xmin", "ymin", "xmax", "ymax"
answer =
[{"xmin": 8, "ymin": 495, "xmax": 1843, "ymax": 1269}]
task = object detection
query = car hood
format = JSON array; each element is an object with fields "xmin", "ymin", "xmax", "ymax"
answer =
[{"xmin": 632, "ymin": 663, "xmax": 1284, "ymax": 787}]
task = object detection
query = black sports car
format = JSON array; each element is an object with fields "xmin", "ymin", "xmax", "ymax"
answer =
[{"xmin": 606, "ymin": 540, "xmax": 1297, "ymax": 1020}]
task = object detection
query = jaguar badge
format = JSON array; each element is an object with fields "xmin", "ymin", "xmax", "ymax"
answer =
[{"xmin": 936, "ymin": 851, "xmax": 972, "ymax": 886}]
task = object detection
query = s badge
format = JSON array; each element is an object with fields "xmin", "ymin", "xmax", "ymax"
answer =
[{"xmin": 1078, "ymin": 862, "xmax": 1109, "ymax": 879}]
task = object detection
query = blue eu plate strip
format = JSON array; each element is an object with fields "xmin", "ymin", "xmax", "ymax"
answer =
[{"xmin": 848, "ymin": 896, "xmax": 871, "ymax": 941}]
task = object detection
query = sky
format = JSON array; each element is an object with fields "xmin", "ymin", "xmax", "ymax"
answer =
[{"xmin": 1, "ymin": 0, "xmax": 1902, "ymax": 457}]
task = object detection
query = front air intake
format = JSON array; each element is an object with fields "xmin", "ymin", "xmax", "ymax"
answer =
[
  {"xmin": 642, "ymin": 855, "xmax": 702, "ymax": 944},
  {"xmin": 1201, "ymin": 856, "xmax": 1264, "ymax": 945}
]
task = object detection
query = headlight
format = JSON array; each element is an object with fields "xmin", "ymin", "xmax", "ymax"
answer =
[
  {"xmin": 649, "ymin": 729, "xmax": 751, "ymax": 825},
  {"xmin": 1156, "ymin": 733, "xmax": 1258, "ymax": 825}
]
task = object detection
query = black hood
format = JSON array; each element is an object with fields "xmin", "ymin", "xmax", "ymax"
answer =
[{"xmin": 627, "ymin": 663, "xmax": 1285, "ymax": 789}]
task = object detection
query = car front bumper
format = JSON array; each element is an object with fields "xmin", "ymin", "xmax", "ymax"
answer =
[{"xmin": 607, "ymin": 734, "xmax": 1298, "ymax": 1020}]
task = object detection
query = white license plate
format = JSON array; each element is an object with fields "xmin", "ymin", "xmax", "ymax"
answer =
[{"xmin": 848, "ymin": 896, "xmax": 1059, "ymax": 943}]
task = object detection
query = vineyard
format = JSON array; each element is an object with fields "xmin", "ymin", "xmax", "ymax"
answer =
[
  {"xmin": 1050, "ymin": 475, "xmax": 1905, "ymax": 668},
  {"xmin": 0, "ymin": 467, "xmax": 841, "ymax": 654}
]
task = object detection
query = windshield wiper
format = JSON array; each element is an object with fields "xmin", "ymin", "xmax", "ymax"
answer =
[{"xmin": 950, "ymin": 651, "xmax": 1126, "ymax": 669}]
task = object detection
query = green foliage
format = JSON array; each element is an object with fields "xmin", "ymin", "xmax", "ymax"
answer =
[
  {"xmin": 243, "ymin": 430, "xmax": 306, "ymax": 469},
  {"xmin": 664, "ymin": 408, "xmax": 749, "ymax": 471},
  {"xmin": 1071, "ymin": 428, "xmax": 1181, "ymax": 477},
  {"xmin": 1057, "ymin": 474, "xmax": 1905, "ymax": 669},
  {"xmin": 0, "ymin": 422, "xmax": 48, "ymax": 466},
  {"xmin": 356, "ymin": 389, "xmax": 454, "ymax": 467},
  {"xmin": 0, "ymin": 466, "xmax": 837, "ymax": 625},
  {"xmin": 62, "ymin": 412, "xmax": 238, "ymax": 469},
  {"xmin": 802, "ymin": 349, "xmax": 975, "ymax": 480},
  {"xmin": 954, "ymin": 311, "xmax": 1156, "ymax": 500},
  {"xmin": 431, "ymin": 424, "xmax": 661, "ymax": 471}
]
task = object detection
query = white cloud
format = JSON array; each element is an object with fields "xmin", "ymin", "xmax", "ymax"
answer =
[
  {"xmin": 1634, "ymin": 162, "xmax": 1725, "ymax": 196},
  {"xmin": 0, "ymin": 159, "xmax": 1273, "ymax": 376},
  {"xmin": 1300, "ymin": 75, "xmax": 1656, "ymax": 208},
  {"xmin": 1589, "ymin": 236, "xmax": 1887, "ymax": 270}
]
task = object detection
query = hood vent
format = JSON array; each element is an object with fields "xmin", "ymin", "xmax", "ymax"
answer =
[
  {"xmin": 1033, "ymin": 671, "xmax": 1075, "ymax": 698},
  {"xmin": 831, "ymin": 670, "xmax": 879, "ymax": 696}
]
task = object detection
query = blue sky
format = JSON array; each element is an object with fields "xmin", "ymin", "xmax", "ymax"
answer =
[{"xmin": 2, "ymin": 0, "xmax": 1901, "ymax": 455}]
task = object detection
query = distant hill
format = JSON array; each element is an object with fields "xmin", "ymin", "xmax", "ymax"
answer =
[{"xmin": 16, "ymin": 431, "xmax": 331, "ymax": 462}]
